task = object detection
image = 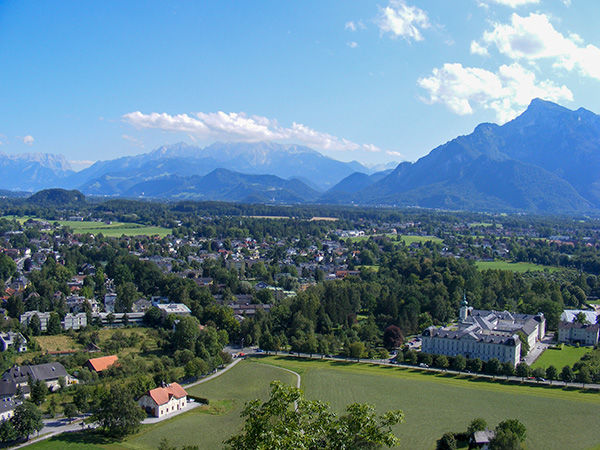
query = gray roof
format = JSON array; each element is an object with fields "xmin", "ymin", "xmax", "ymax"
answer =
[
  {"xmin": 2, "ymin": 362, "xmax": 68, "ymax": 383},
  {"xmin": 423, "ymin": 326, "xmax": 519, "ymax": 345},
  {"xmin": 0, "ymin": 399, "xmax": 20, "ymax": 414},
  {"xmin": 559, "ymin": 321, "xmax": 599, "ymax": 331},
  {"xmin": 473, "ymin": 429, "xmax": 495, "ymax": 444},
  {"xmin": 0, "ymin": 379, "xmax": 29, "ymax": 397}
]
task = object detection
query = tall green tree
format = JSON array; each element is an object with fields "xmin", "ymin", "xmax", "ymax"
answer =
[
  {"xmin": 93, "ymin": 384, "xmax": 145, "ymax": 437},
  {"xmin": 47, "ymin": 312, "xmax": 62, "ymax": 335},
  {"xmin": 224, "ymin": 381, "xmax": 404, "ymax": 449},
  {"xmin": 12, "ymin": 402, "xmax": 43, "ymax": 440}
]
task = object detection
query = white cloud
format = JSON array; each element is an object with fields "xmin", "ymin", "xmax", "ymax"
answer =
[
  {"xmin": 347, "ymin": 41, "xmax": 358, "ymax": 48},
  {"xmin": 122, "ymin": 110, "xmax": 381, "ymax": 153},
  {"xmin": 418, "ymin": 62, "xmax": 573, "ymax": 123},
  {"xmin": 386, "ymin": 150, "xmax": 404, "ymax": 157},
  {"xmin": 470, "ymin": 41, "xmax": 489, "ymax": 56},
  {"xmin": 480, "ymin": 13, "xmax": 600, "ymax": 80},
  {"xmin": 23, "ymin": 135, "xmax": 34, "ymax": 145},
  {"xmin": 484, "ymin": 0, "xmax": 539, "ymax": 7},
  {"xmin": 345, "ymin": 21, "xmax": 356, "ymax": 32},
  {"xmin": 378, "ymin": 0, "xmax": 429, "ymax": 42}
]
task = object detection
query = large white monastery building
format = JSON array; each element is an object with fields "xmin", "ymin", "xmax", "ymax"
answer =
[{"xmin": 421, "ymin": 299, "xmax": 545, "ymax": 367}]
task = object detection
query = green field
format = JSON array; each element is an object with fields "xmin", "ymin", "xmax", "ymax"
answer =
[
  {"xmin": 348, "ymin": 234, "xmax": 442, "ymax": 245},
  {"xmin": 532, "ymin": 345, "xmax": 592, "ymax": 370},
  {"xmin": 3, "ymin": 216, "xmax": 171, "ymax": 237},
  {"xmin": 475, "ymin": 260, "xmax": 560, "ymax": 273},
  {"xmin": 29, "ymin": 357, "xmax": 600, "ymax": 449},
  {"xmin": 28, "ymin": 361, "xmax": 295, "ymax": 450}
]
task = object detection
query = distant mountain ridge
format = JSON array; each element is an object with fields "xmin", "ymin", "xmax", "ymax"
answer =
[
  {"xmin": 328, "ymin": 99, "xmax": 600, "ymax": 213},
  {"xmin": 68, "ymin": 141, "xmax": 370, "ymax": 192},
  {"xmin": 2, "ymin": 99, "xmax": 600, "ymax": 213}
]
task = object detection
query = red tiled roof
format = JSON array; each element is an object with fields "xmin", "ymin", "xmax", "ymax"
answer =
[
  {"xmin": 147, "ymin": 382, "xmax": 187, "ymax": 406},
  {"xmin": 86, "ymin": 355, "xmax": 118, "ymax": 372}
]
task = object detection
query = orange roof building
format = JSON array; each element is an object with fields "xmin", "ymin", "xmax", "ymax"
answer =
[
  {"xmin": 85, "ymin": 355, "xmax": 118, "ymax": 373},
  {"xmin": 138, "ymin": 382, "xmax": 188, "ymax": 418}
]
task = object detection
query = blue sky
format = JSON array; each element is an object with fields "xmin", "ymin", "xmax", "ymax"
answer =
[{"xmin": 1, "ymin": 0, "xmax": 599, "ymax": 170}]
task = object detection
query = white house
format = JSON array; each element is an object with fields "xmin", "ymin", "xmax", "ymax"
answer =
[
  {"xmin": 137, "ymin": 382, "xmax": 187, "ymax": 418},
  {"xmin": 63, "ymin": 313, "xmax": 87, "ymax": 330},
  {"xmin": 20, "ymin": 311, "xmax": 50, "ymax": 332}
]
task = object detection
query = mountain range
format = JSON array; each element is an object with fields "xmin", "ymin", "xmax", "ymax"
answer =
[{"xmin": 3, "ymin": 99, "xmax": 600, "ymax": 213}]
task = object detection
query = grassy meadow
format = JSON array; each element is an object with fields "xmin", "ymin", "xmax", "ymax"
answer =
[
  {"xmin": 532, "ymin": 345, "xmax": 592, "ymax": 370},
  {"xmin": 27, "ymin": 357, "xmax": 600, "ymax": 449},
  {"xmin": 2, "ymin": 215, "xmax": 171, "ymax": 237},
  {"xmin": 475, "ymin": 260, "xmax": 561, "ymax": 273}
]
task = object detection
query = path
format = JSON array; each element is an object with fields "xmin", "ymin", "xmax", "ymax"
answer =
[
  {"xmin": 258, "ymin": 362, "xmax": 301, "ymax": 410},
  {"xmin": 184, "ymin": 357, "xmax": 242, "ymax": 389}
]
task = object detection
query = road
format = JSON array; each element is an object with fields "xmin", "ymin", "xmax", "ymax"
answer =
[{"xmin": 261, "ymin": 351, "xmax": 600, "ymax": 391}]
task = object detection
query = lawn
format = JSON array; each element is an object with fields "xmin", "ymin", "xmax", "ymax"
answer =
[
  {"xmin": 531, "ymin": 345, "xmax": 592, "ymax": 370},
  {"xmin": 475, "ymin": 260, "xmax": 561, "ymax": 273},
  {"xmin": 2, "ymin": 216, "xmax": 171, "ymax": 237},
  {"xmin": 257, "ymin": 356, "xmax": 600, "ymax": 450},
  {"xmin": 348, "ymin": 234, "xmax": 442, "ymax": 245},
  {"xmin": 25, "ymin": 357, "xmax": 600, "ymax": 449},
  {"xmin": 35, "ymin": 334, "xmax": 82, "ymax": 353},
  {"xmin": 28, "ymin": 360, "xmax": 296, "ymax": 450}
]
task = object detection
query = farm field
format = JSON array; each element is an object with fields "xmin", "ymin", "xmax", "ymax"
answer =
[
  {"xmin": 2, "ymin": 216, "xmax": 171, "ymax": 237},
  {"xmin": 532, "ymin": 345, "xmax": 592, "ymax": 370},
  {"xmin": 257, "ymin": 356, "xmax": 600, "ymax": 450},
  {"xmin": 29, "ymin": 357, "xmax": 600, "ymax": 449},
  {"xmin": 348, "ymin": 234, "xmax": 442, "ymax": 245},
  {"xmin": 27, "ymin": 361, "xmax": 296, "ymax": 450},
  {"xmin": 475, "ymin": 260, "xmax": 561, "ymax": 273}
]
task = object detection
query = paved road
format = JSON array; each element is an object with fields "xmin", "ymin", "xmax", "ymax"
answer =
[{"xmin": 263, "ymin": 351, "xmax": 600, "ymax": 391}]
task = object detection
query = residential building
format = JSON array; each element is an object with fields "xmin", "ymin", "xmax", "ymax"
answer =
[
  {"xmin": 20, "ymin": 311, "xmax": 50, "ymax": 332},
  {"xmin": 0, "ymin": 332, "xmax": 27, "ymax": 352},
  {"xmin": 0, "ymin": 379, "xmax": 29, "ymax": 400},
  {"xmin": 85, "ymin": 355, "xmax": 118, "ymax": 373},
  {"xmin": 63, "ymin": 313, "xmax": 87, "ymax": 330},
  {"xmin": 0, "ymin": 399, "xmax": 20, "ymax": 422},
  {"xmin": 156, "ymin": 303, "xmax": 191, "ymax": 317},
  {"xmin": 2, "ymin": 362, "xmax": 76, "ymax": 391},
  {"xmin": 104, "ymin": 293, "xmax": 117, "ymax": 313},
  {"xmin": 137, "ymin": 382, "xmax": 187, "ymax": 418},
  {"xmin": 558, "ymin": 322, "xmax": 599, "ymax": 346}
]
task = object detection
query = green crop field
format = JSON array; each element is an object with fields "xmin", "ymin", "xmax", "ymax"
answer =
[
  {"xmin": 257, "ymin": 357, "xmax": 600, "ymax": 450},
  {"xmin": 532, "ymin": 345, "xmax": 592, "ymax": 370},
  {"xmin": 475, "ymin": 260, "xmax": 561, "ymax": 273},
  {"xmin": 25, "ymin": 357, "xmax": 600, "ymax": 449},
  {"xmin": 2, "ymin": 216, "xmax": 171, "ymax": 237}
]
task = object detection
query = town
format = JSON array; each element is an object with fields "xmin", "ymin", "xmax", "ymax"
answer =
[{"xmin": 0, "ymin": 195, "xmax": 594, "ymax": 447}]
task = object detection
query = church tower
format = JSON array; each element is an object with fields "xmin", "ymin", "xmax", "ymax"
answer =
[{"xmin": 459, "ymin": 293, "xmax": 469, "ymax": 322}]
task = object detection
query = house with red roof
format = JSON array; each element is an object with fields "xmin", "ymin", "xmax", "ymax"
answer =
[
  {"xmin": 137, "ymin": 382, "xmax": 188, "ymax": 418},
  {"xmin": 85, "ymin": 355, "xmax": 118, "ymax": 373}
]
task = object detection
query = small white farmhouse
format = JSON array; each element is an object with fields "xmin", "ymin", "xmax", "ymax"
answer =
[{"xmin": 137, "ymin": 382, "xmax": 187, "ymax": 418}]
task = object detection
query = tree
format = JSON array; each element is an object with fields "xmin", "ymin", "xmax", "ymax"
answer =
[
  {"xmin": 574, "ymin": 312, "xmax": 590, "ymax": 325},
  {"xmin": 546, "ymin": 365, "xmax": 558, "ymax": 383},
  {"xmin": 577, "ymin": 367, "xmax": 592, "ymax": 387},
  {"xmin": 434, "ymin": 354, "xmax": 449, "ymax": 371},
  {"xmin": 515, "ymin": 363, "xmax": 530, "ymax": 381},
  {"xmin": 64, "ymin": 403, "xmax": 78, "ymax": 422},
  {"xmin": 516, "ymin": 331, "xmax": 529, "ymax": 359},
  {"xmin": 382, "ymin": 325, "xmax": 403, "ymax": 350},
  {"xmin": 532, "ymin": 367, "xmax": 546, "ymax": 380},
  {"xmin": 348, "ymin": 342, "xmax": 366, "ymax": 361},
  {"xmin": 173, "ymin": 316, "xmax": 202, "ymax": 352},
  {"xmin": 485, "ymin": 358, "xmax": 501, "ymax": 377},
  {"xmin": 489, "ymin": 429, "xmax": 522, "ymax": 450},
  {"xmin": 467, "ymin": 417, "xmax": 487, "ymax": 434},
  {"xmin": 466, "ymin": 358, "xmax": 482, "ymax": 373},
  {"xmin": 28, "ymin": 314, "xmax": 41, "ymax": 336},
  {"xmin": 30, "ymin": 380, "xmax": 47, "ymax": 406},
  {"xmin": 12, "ymin": 402, "xmax": 43, "ymax": 440},
  {"xmin": 47, "ymin": 396, "xmax": 58, "ymax": 418},
  {"xmin": 0, "ymin": 419, "xmax": 16, "ymax": 443},
  {"xmin": 224, "ymin": 381, "xmax": 404, "ymax": 449},
  {"xmin": 495, "ymin": 418, "xmax": 526, "ymax": 442},
  {"xmin": 436, "ymin": 432, "xmax": 457, "ymax": 450},
  {"xmin": 47, "ymin": 312, "xmax": 62, "ymax": 335},
  {"xmin": 93, "ymin": 384, "xmax": 145, "ymax": 437},
  {"xmin": 451, "ymin": 355, "xmax": 466, "ymax": 373},
  {"xmin": 561, "ymin": 365, "xmax": 574, "ymax": 383},
  {"xmin": 501, "ymin": 362, "xmax": 514, "ymax": 377}
]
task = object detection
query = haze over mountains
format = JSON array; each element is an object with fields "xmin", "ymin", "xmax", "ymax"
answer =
[{"xmin": 3, "ymin": 99, "xmax": 600, "ymax": 213}]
